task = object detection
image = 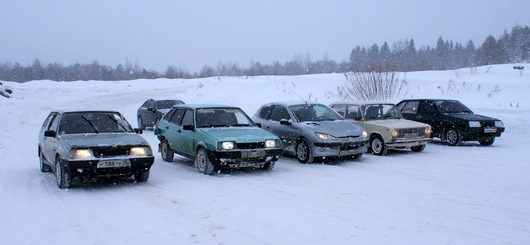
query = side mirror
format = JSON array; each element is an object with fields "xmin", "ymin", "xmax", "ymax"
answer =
[
  {"xmin": 183, "ymin": 125, "xmax": 194, "ymax": 131},
  {"xmin": 147, "ymin": 107, "xmax": 156, "ymax": 112},
  {"xmin": 280, "ymin": 119, "xmax": 291, "ymax": 125},
  {"xmin": 134, "ymin": 128, "xmax": 143, "ymax": 134},
  {"xmin": 255, "ymin": 123, "xmax": 262, "ymax": 128},
  {"xmin": 44, "ymin": 130, "xmax": 57, "ymax": 137}
]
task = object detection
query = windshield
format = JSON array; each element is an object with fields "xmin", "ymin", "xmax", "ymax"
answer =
[
  {"xmin": 59, "ymin": 112, "xmax": 133, "ymax": 134},
  {"xmin": 289, "ymin": 104, "xmax": 343, "ymax": 122},
  {"xmin": 435, "ymin": 100, "xmax": 473, "ymax": 114},
  {"xmin": 196, "ymin": 108, "xmax": 255, "ymax": 128},
  {"xmin": 156, "ymin": 100, "xmax": 183, "ymax": 109},
  {"xmin": 363, "ymin": 104, "xmax": 403, "ymax": 120}
]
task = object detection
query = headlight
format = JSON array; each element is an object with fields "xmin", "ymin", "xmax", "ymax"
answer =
[
  {"xmin": 71, "ymin": 149, "xmax": 93, "ymax": 159},
  {"xmin": 391, "ymin": 129, "xmax": 399, "ymax": 137},
  {"xmin": 265, "ymin": 140, "xmax": 276, "ymax": 148},
  {"xmin": 130, "ymin": 146, "xmax": 151, "ymax": 156},
  {"xmin": 219, "ymin": 141, "xmax": 235, "ymax": 150},
  {"xmin": 361, "ymin": 130, "xmax": 368, "ymax": 138},
  {"xmin": 315, "ymin": 132, "xmax": 335, "ymax": 140},
  {"xmin": 425, "ymin": 127, "xmax": 432, "ymax": 135},
  {"xmin": 495, "ymin": 121, "xmax": 504, "ymax": 128},
  {"xmin": 469, "ymin": 121, "xmax": 481, "ymax": 127}
]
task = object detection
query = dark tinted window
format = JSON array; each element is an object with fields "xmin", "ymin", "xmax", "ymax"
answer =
[
  {"xmin": 435, "ymin": 100, "xmax": 472, "ymax": 114},
  {"xmin": 141, "ymin": 100, "xmax": 150, "ymax": 107},
  {"xmin": 418, "ymin": 101, "xmax": 438, "ymax": 115},
  {"xmin": 346, "ymin": 105, "xmax": 360, "ymax": 119},
  {"xmin": 59, "ymin": 112, "xmax": 133, "ymax": 134},
  {"xmin": 270, "ymin": 106, "xmax": 291, "ymax": 121},
  {"xmin": 169, "ymin": 109, "xmax": 186, "ymax": 125},
  {"xmin": 156, "ymin": 100, "xmax": 184, "ymax": 109},
  {"xmin": 163, "ymin": 108, "xmax": 176, "ymax": 120},
  {"xmin": 181, "ymin": 109, "xmax": 194, "ymax": 126},
  {"xmin": 196, "ymin": 108, "xmax": 253, "ymax": 128},
  {"xmin": 290, "ymin": 104, "xmax": 342, "ymax": 122},
  {"xmin": 258, "ymin": 106, "xmax": 272, "ymax": 119},
  {"xmin": 401, "ymin": 101, "xmax": 420, "ymax": 114}
]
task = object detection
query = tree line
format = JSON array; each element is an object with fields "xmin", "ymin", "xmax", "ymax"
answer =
[{"xmin": 0, "ymin": 25, "xmax": 528, "ymax": 82}]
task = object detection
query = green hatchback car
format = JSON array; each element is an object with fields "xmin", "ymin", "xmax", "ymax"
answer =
[{"xmin": 154, "ymin": 104, "xmax": 283, "ymax": 175}]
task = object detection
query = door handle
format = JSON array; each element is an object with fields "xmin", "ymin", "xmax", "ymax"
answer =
[
  {"xmin": 165, "ymin": 126, "xmax": 169, "ymax": 129},
  {"xmin": 177, "ymin": 129, "xmax": 182, "ymax": 133}
]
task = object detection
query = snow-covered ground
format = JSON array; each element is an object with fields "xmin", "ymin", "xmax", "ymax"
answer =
[{"xmin": 1, "ymin": 64, "xmax": 529, "ymax": 245}]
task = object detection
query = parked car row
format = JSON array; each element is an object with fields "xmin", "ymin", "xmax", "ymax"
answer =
[{"xmin": 38, "ymin": 98, "xmax": 505, "ymax": 188}]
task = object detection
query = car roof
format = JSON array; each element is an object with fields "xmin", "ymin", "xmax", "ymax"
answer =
[
  {"xmin": 53, "ymin": 110, "xmax": 121, "ymax": 114},
  {"xmin": 399, "ymin": 99, "xmax": 460, "ymax": 102},
  {"xmin": 263, "ymin": 101, "xmax": 327, "ymax": 107},
  {"xmin": 330, "ymin": 101, "xmax": 393, "ymax": 106},
  {"xmin": 171, "ymin": 104, "xmax": 240, "ymax": 109}
]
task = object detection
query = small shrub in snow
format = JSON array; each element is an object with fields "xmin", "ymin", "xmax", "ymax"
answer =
[{"xmin": 337, "ymin": 71, "xmax": 407, "ymax": 101}]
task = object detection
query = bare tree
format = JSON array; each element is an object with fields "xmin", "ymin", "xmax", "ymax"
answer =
[{"xmin": 337, "ymin": 71, "xmax": 407, "ymax": 101}]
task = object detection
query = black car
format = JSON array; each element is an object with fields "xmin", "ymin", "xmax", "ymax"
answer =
[
  {"xmin": 396, "ymin": 99, "xmax": 505, "ymax": 146},
  {"xmin": 38, "ymin": 110, "xmax": 155, "ymax": 188},
  {"xmin": 137, "ymin": 99, "xmax": 185, "ymax": 130}
]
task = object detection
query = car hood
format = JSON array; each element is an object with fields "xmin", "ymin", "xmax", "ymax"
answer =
[
  {"xmin": 200, "ymin": 127, "xmax": 278, "ymax": 142},
  {"xmin": 301, "ymin": 120, "xmax": 363, "ymax": 137},
  {"xmin": 363, "ymin": 119, "xmax": 430, "ymax": 129},
  {"xmin": 448, "ymin": 113, "xmax": 498, "ymax": 121},
  {"xmin": 60, "ymin": 133, "xmax": 149, "ymax": 148}
]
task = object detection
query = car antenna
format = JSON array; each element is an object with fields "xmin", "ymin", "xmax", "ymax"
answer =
[{"xmin": 289, "ymin": 88, "xmax": 308, "ymax": 104}]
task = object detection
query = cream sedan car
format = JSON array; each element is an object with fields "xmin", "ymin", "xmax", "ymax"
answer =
[{"xmin": 330, "ymin": 102, "xmax": 431, "ymax": 155}]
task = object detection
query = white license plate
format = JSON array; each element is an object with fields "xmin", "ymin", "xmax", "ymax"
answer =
[
  {"xmin": 339, "ymin": 149, "xmax": 357, "ymax": 156},
  {"xmin": 404, "ymin": 133, "xmax": 418, "ymax": 138},
  {"xmin": 97, "ymin": 159, "xmax": 131, "ymax": 168},
  {"xmin": 241, "ymin": 151, "xmax": 265, "ymax": 158},
  {"xmin": 484, "ymin": 127, "xmax": 497, "ymax": 133}
]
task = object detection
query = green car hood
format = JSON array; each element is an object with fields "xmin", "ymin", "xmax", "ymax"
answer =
[{"xmin": 199, "ymin": 127, "xmax": 278, "ymax": 143}]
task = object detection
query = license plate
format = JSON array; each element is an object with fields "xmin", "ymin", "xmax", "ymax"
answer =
[
  {"xmin": 241, "ymin": 151, "xmax": 265, "ymax": 158},
  {"xmin": 404, "ymin": 133, "xmax": 418, "ymax": 138},
  {"xmin": 97, "ymin": 159, "xmax": 131, "ymax": 168},
  {"xmin": 484, "ymin": 127, "xmax": 497, "ymax": 133},
  {"xmin": 339, "ymin": 149, "xmax": 357, "ymax": 156}
]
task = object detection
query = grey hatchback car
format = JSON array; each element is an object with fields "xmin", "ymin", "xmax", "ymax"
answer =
[
  {"xmin": 38, "ymin": 111, "xmax": 154, "ymax": 188},
  {"xmin": 253, "ymin": 102, "xmax": 368, "ymax": 163}
]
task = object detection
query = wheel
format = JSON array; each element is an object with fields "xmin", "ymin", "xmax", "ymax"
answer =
[
  {"xmin": 296, "ymin": 139, "xmax": 314, "ymax": 163},
  {"xmin": 410, "ymin": 144, "xmax": 426, "ymax": 152},
  {"xmin": 445, "ymin": 128, "xmax": 462, "ymax": 146},
  {"xmin": 370, "ymin": 135, "xmax": 388, "ymax": 156},
  {"xmin": 352, "ymin": 153, "xmax": 363, "ymax": 160},
  {"xmin": 138, "ymin": 117, "xmax": 146, "ymax": 130},
  {"xmin": 262, "ymin": 161, "xmax": 275, "ymax": 170},
  {"xmin": 55, "ymin": 158, "xmax": 71, "ymax": 189},
  {"xmin": 160, "ymin": 139, "xmax": 174, "ymax": 162},
  {"xmin": 134, "ymin": 170, "xmax": 150, "ymax": 182},
  {"xmin": 479, "ymin": 137, "xmax": 495, "ymax": 146},
  {"xmin": 195, "ymin": 148, "xmax": 215, "ymax": 175},
  {"xmin": 39, "ymin": 150, "xmax": 52, "ymax": 172}
]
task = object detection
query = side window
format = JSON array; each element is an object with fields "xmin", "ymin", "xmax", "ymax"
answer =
[
  {"xmin": 147, "ymin": 100, "xmax": 155, "ymax": 108},
  {"xmin": 169, "ymin": 109, "xmax": 185, "ymax": 125},
  {"xmin": 259, "ymin": 106, "xmax": 273, "ymax": 120},
  {"xmin": 346, "ymin": 105, "xmax": 360, "ymax": 119},
  {"xmin": 42, "ymin": 113, "xmax": 55, "ymax": 128},
  {"xmin": 181, "ymin": 109, "xmax": 194, "ymax": 126},
  {"xmin": 418, "ymin": 101, "xmax": 438, "ymax": 115},
  {"xmin": 141, "ymin": 100, "xmax": 150, "ymax": 107},
  {"xmin": 331, "ymin": 105, "xmax": 346, "ymax": 117},
  {"xmin": 401, "ymin": 101, "xmax": 420, "ymax": 114},
  {"xmin": 48, "ymin": 114, "xmax": 60, "ymax": 131},
  {"xmin": 270, "ymin": 106, "xmax": 291, "ymax": 121},
  {"xmin": 163, "ymin": 108, "xmax": 176, "ymax": 121}
]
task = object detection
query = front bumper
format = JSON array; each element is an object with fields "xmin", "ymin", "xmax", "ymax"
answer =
[
  {"xmin": 386, "ymin": 137, "xmax": 431, "ymax": 149},
  {"xmin": 461, "ymin": 127, "xmax": 505, "ymax": 141},
  {"xmin": 208, "ymin": 148, "xmax": 283, "ymax": 168},
  {"xmin": 62, "ymin": 156, "xmax": 154, "ymax": 180},
  {"xmin": 312, "ymin": 138, "xmax": 368, "ymax": 157}
]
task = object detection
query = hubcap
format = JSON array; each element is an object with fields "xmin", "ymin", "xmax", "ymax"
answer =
[
  {"xmin": 55, "ymin": 161, "xmax": 62, "ymax": 185},
  {"xmin": 447, "ymin": 130, "xmax": 457, "ymax": 144},
  {"xmin": 297, "ymin": 142, "xmax": 308, "ymax": 160},
  {"xmin": 197, "ymin": 151, "xmax": 206, "ymax": 170},
  {"xmin": 161, "ymin": 142, "xmax": 167, "ymax": 157},
  {"xmin": 372, "ymin": 138, "xmax": 382, "ymax": 153}
]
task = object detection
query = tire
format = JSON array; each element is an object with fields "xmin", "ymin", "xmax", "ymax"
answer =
[
  {"xmin": 445, "ymin": 128, "xmax": 462, "ymax": 146},
  {"xmin": 160, "ymin": 139, "xmax": 174, "ymax": 162},
  {"xmin": 39, "ymin": 150, "xmax": 52, "ymax": 172},
  {"xmin": 479, "ymin": 137, "xmax": 495, "ymax": 146},
  {"xmin": 262, "ymin": 161, "xmax": 275, "ymax": 170},
  {"xmin": 55, "ymin": 158, "xmax": 71, "ymax": 189},
  {"xmin": 195, "ymin": 148, "xmax": 215, "ymax": 175},
  {"xmin": 134, "ymin": 170, "xmax": 150, "ymax": 182},
  {"xmin": 138, "ymin": 117, "xmax": 146, "ymax": 130},
  {"xmin": 296, "ymin": 139, "xmax": 314, "ymax": 163},
  {"xmin": 410, "ymin": 144, "xmax": 426, "ymax": 152},
  {"xmin": 370, "ymin": 135, "xmax": 388, "ymax": 156}
]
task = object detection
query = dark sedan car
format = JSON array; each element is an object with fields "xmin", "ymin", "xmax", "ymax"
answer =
[
  {"xmin": 38, "ymin": 111, "xmax": 154, "ymax": 188},
  {"xmin": 137, "ymin": 99, "xmax": 185, "ymax": 130},
  {"xmin": 396, "ymin": 99, "xmax": 505, "ymax": 146}
]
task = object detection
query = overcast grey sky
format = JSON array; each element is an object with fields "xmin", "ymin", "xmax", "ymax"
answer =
[{"xmin": 1, "ymin": 0, "xmax": 529, "ymax": 72}]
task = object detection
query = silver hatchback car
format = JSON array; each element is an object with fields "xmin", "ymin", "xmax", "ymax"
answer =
[{"xmin": 253, "ymin": 102, "xmax": 368, "ymax": 163}]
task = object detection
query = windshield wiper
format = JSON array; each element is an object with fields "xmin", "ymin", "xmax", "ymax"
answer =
[
  {"xmin": 81, "ymin": 115, "xmax": 99, "ymax": 134},
  {"xmin": 107, "ymin": 114, "xmax": 128, "ymax": 132},
  {"xmin": 231, "ymin": 123, "xmax": 252, "ymax": 127},
  {"xmin": 208, "ymin": 124, "xmax": 230, "ymax": 128}
]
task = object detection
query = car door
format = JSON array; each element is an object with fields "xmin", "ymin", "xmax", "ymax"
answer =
[
  {"xmin": 175, "ymin": 109, "xmax": 196, "ymax": 156},
  {"xmin": 254, "ymin": 105, "xmax": 273, "ymax": 130},
  {"xmin": 399, "ymin": 100, "xmax": 420, "ymax": 121},
  {"xmin": 43, "ymin": 113, "xmax": 61, "ymax": 164},
  {"xmin": 165, "ymin": 108, "xmax": 186, "ymax": 153},
  {"xmin": 269, "ymin": 105, "xmax": 297, "ymax": 149},
  {"xmin": 416, "ymin": 101, "xmax": 442, "ymax": 134}
]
